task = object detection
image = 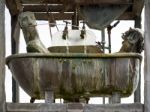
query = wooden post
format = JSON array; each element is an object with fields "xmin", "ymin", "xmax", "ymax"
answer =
[
  {"xmin": 144, "ymin": 1, "xmax": 150, "ymax": 112},
  {"xmin": 101, "ymin": 29, "xmax": 105, "ymax": 52},
  {"xmin": 0, "ymin": 0, "xmax": 6, "ymax": 111},
  {"xmin": 134, "ymin": 16, "xmax": 141, "ymax": 103},
  {"xmin": 45, "ymin": 91, "xmax": 54, "ymax": 103},
  {"xmin": 11, "ymin": 14, "xmax": 20, "ymax": 103},
  {"xmin": 101, "ymin": 29, "xmax": 105, "ymax": 104},
  {"xmin": 109, "ymin": 93, "xmax": 121, "ymax": 104},
  {"xmin": 134, "ymin": 16, "xmax": 141, "ymax": 28}
]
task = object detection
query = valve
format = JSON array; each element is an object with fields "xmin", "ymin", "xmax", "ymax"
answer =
[
  {"xmin": 62, "ymin": 21, "xmax": 71, "ymax": 40},
  {"xmin": 80, "ymin": 21, "xmax": 86, "ymax": 39}
]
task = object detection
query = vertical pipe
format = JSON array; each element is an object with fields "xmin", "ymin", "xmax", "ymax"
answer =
[
  {"xmin": 107, "ymin": 26, "xmax": 111, "ymax": 53},
  {"xmin": 101, "ymin": 29, "xmax": 105, "ymax": 53},
  {"xmin": 108, "ymin": 33, "xmax": 111, "ymax": 53},
  {"xmin": 11, "ymin": 14, "xmax": 20, "ymax": 103},
  {"xmin": 144, "ymin": 1, "xmax": 150, "ymax": 112},
  {"xmin": 101, "ymin": 29, "xmax": 105, "ymax": 104},
  {"xmin": 72, "ymin": 7, "xmax": 79, "ymax": 30},
  {"xmin": 134, "ymin": 16, "xmax": 141, "ymax": 103},
  {"xmin": 0, "ymin": 0, "xmax": 6, "ymax": 111}
]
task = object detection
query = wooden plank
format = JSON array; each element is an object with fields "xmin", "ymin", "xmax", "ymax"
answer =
[
  {"xmin": 11, "ymin": 15, "xmax": 20, "ymax": 55},
  {"xmin": 5, "ymin": 0, "xmax": 21, "ymax": 15},
  {"xmin": 34, "ymin": 12, "xmax": 75, "ymax": 20},
  {"xmin": 6, "ymin": 103, "xmax": 143, "ymax": 112},
  {"xmin": 109, "ymin": 93, "xmax": 121, "ymax": 104},
  {"xmin": 21, "ymin": 0, "xmax": 132, "ymax": 5},
  {"xmin": 23, "ymin": 4, "xmax": 74, "ymax": 12},
  {"xmin": 34, "ymin": 12, "xmax": 135, "ymax": 20},
  {"xmin": 11, "ymin": 14, "xmax": 20, "ymax": 103},
  {"xmin": 85, "ymin": 103, "xmax": 143, "ymax": 112},
  {"xmin": 144, "ymin": 0, "xmax": 150, "ymax": 112},
  {"xmin": 7, "ymin": 103, "xmax": 67, "ymax": 112},
  {"xmin": 45, "ymin": 91, "xmax": 54, "ymax": 103},
  {"xmin": 132, "ymin": 0, "xmax": 144, "ymax": 16},
  {"xmin": 134, "ymin": 16, "xmax": 141, "ymax": 103},
  {"xmin": 118, "ymin": 12, "xmax": 135, "ymax": 20},
  {"xmin": 0, "ymin": 0, "xmax": 6, "ymax": 112}
]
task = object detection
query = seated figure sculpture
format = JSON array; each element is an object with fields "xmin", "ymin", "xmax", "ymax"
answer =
[
  {"xmin": 119, "ymin": 28, "xmax": 144, "ymax": 53},
  {"xmin": 18, "ymin": 12, "xmax": 49, "ymax": 53}
]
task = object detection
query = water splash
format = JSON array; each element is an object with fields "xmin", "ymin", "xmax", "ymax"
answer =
[{"xmin": 84, "ymin": 33, "xmax": 87, "ymax": 54}]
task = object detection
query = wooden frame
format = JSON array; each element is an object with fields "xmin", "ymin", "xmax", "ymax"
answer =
[
  {"xmin": 144, "ymin": 0, "xmax": 150, "ymax": 112},
  {"xmin": 2, "ymin": 0, "xmax": 149, "ymax": 112},
  {"xmin": 6, "ymin": 0, "xmax": 143, "ymax": 20},
  {"xmin": 11, "ymin": 14, "xmax": 20, "ymax": 103},
  {"xmin": 6, "ymin": 103, "xmax": 143, "ymax": 112},
  {"xmin": 0, "ymin": 0, "xmax": 6, "ymax": 111}
]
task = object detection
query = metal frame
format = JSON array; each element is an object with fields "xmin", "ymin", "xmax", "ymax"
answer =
[{"xmin": 0, "ymin": 0, "xmax": 148, "ymax": 112}]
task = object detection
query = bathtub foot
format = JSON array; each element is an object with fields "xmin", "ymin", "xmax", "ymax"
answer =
[{"xmin": 30, "ymin": 97, "xmax": 35, "ymax": 103}]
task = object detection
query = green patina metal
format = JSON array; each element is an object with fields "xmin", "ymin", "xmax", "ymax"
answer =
[
  {"xmin": 6, "ymin": 53, "xmax": 142, "ymax": 63},
  {"xmin": 6, "ymin": 53, "xmax": 141, "ymax": 100}
]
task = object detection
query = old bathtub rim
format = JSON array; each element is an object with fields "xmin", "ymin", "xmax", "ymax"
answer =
[{"xmin": 6, "ymin": 53, "xmax": 142, "ymax": 64}]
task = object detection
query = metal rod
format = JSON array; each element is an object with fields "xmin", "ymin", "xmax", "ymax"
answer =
[
  {"xmin": 108, "ymin": 32, "xmax": 111, "ymax": 53},
  {"xmin": 101, "ymin": 29, "xmax": 105, "ymax": 53},
  {"xmin": 101, "ymin": 29, "xmax": 105, "ymax": 104}
]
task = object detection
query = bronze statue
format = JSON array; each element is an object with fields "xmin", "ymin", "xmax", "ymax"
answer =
[
  {"xmin": 119, "ymin": 28, "xmax": 144, "ymax": 53},
  {"xmin": 18, "ymin": 12, "xmax": 49, "ymax": 53}
]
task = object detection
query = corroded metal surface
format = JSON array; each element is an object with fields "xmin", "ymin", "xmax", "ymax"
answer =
[
  {"xmin": 6, "ymin": 53, "xmax": 142, "ymax": 100},
  {"xmin": 48, "ymin": 46, "xmax": 103, "ymax": 53}
]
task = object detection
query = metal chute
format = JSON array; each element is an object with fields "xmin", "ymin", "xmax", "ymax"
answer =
[{"xmin": 80, "ymin": 5, "xmax": 129, "ymax": 30}]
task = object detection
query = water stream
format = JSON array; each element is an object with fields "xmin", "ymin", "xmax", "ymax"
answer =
[
  {"xmin": 66, "ymin": 35, "xmax": 69, "ymax": 54},
  {"xmin": 84, "ymin": 34, "xmax": 87, "ymax": 54}
]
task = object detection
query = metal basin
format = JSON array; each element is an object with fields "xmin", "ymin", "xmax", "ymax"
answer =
[{"xmin": 6, "ymin": 53, "xmax": 142, "ymax": 100}]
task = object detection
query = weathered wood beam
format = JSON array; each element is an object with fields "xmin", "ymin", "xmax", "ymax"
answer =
[
  {"xmin": 7, "ymin": 103, "xmax": 67, "ymax": 112},
  {"xmin": 144, "ymin": 0, "xmax": 150, "ymax": 112},
  {"xmin": 132, "ymin": 0, "xmax": 144, "ymax": 17},
  {"xmin": 6, "ymin": 0, "xmax": 22, "ymax": 16},
  {"xmin": 109, "ymin": 93, "xmax": 121, "ymax": 104},
  {"xmin": 23, "ymin": 4, "xmax": 74, "ymax": 12},
  {"xmin": 134, "ymin": 16, "xmax": 141, "ymax": 103},
  {"xmin": 118, "ymin": 12, "xmax": 135, "ymax": 20},
  {"xmin": 11, "ymin": 14, "xmax": 20, "ymax": 103},
  {"xmin": 34, "ymin": 12, "xmax": 75, "ymax": 20},
  {"xmin": 0, "ymin": 0, "xmax": 6, "ymax": 112},
  {"xmin": 21, "ymin": 0, "xmax": 132, "ymax": 5},
  {"xmin": 11, "ymin": 15, "xmax": 20, "ymax": 56},
  {"xmin": 6, "ymin": 103, "xmax": 143, "ymax": 112},
  {"xmin": 34, "ymin": 12, "xmax": 135, "ymax": 21}
]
